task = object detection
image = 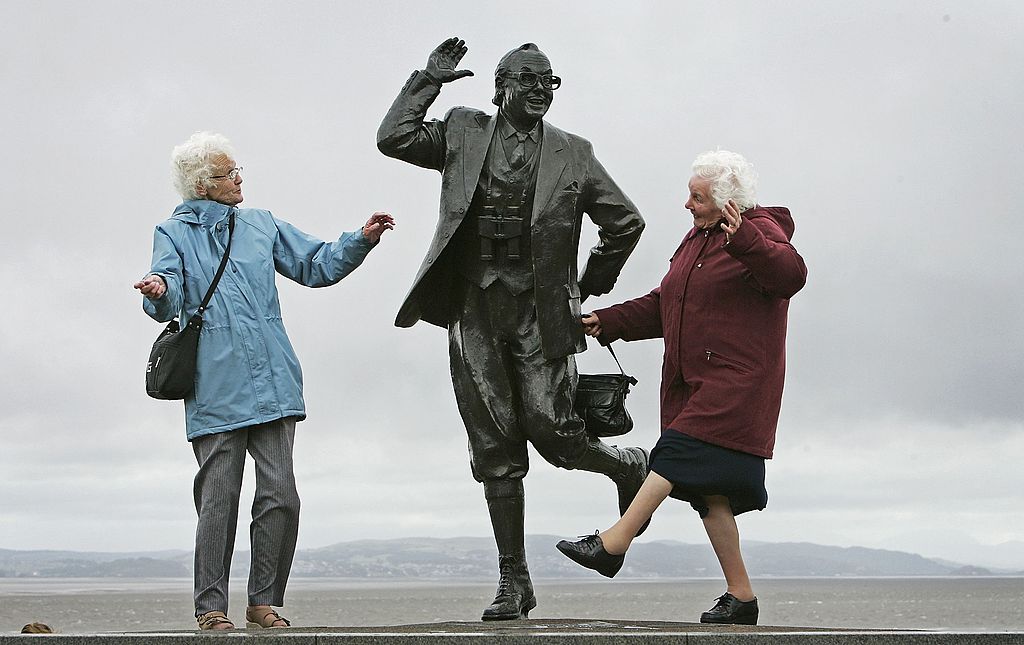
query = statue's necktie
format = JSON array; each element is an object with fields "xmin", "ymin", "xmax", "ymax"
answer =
[{"xmin": 510, "ymin": 132, "xmax": 529, "ymax": 169}]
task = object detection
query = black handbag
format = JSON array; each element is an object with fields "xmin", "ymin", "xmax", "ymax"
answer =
[
  {"xmin": 575, "ymin": 343, "xmax": 638, "ymax": 438},
  {"xmin": 145, "ymin": 212, "xmax": 234, "ymax": 400}
]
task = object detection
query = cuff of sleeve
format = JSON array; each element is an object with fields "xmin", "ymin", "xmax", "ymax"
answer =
[
  {"xmin": 419, "ymin": 69, "xmax": 443, "ymax": 88},
  {"xmin": 578, "ymin": 276, "xmax": 600, "ymax": 299},
  {"xmin": 143, "ymin": 294, "xmax": 172, "ymax": 319},
  {"xmin": 723, "ymin": 220, "xmax": 758, "ymax": 254},
  {"xmin": 592, "ymin": 306, "xmax": 620, "ymax": 345},
  {"xmin": 353, "ymin": 229, "xmax": 378, "ymax": 248}
]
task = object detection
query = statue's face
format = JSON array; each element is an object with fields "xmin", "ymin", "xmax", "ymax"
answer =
[{"xmin": 499, "ymin": 50, "xmax": 553, "ymax": 126}]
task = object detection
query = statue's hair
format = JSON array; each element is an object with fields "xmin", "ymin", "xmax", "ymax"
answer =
[
  {"xmin": 170, "ymin": 131, "xmax": 235, "ymax": 201},
  {"xmin": 492, "ymin": 43, "xmax": 544, "ymax": 107},
  {"xmin": 691, "ymin": 149, "xmax": 758, "ymax": 211}
]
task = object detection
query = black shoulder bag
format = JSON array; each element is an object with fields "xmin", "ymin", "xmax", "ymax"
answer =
[
  {"xmin": 575, "ymin": 343, "xmax": 639, "ymax": 437},
  {"xmin": 145, "ymin": 212, "xmax": 235, "ymax": 400}
]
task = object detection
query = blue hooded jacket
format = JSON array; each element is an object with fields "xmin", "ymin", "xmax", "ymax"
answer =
[{"xmin": 143, "ymin": 199, "xmax": 375, "ymax": 440}]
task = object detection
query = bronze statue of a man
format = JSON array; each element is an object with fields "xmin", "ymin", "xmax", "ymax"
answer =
[{"xmin": 378, "ymin": 37, "xmax": 648, "ymax": 620}]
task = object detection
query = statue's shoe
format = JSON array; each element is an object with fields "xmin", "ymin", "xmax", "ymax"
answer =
[{"xmin": 481, "ymin": 555, "xmax": 536, "ymax": 620}]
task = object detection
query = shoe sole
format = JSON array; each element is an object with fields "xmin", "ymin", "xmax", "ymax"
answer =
[
  {"xmin": 700, "ymin": 616, "xmax": 758, "ymax": 625},
  {"xmin": 246, "ymin": 622, "xmax": 288, "ymax": 629}
]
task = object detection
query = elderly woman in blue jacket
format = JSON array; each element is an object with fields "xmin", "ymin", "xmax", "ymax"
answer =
[{"xmin": 134, "ymin": 131, "xmax": 394, "ymax": 631}]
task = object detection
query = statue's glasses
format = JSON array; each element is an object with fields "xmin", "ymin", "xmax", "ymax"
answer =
[
  {"xmin": 505, "ymin": 72, "xmax": 562, "ymax": 90},
  {"xmin": 211, "ymin": 167, "xmax": 243, "ymax": 181}
]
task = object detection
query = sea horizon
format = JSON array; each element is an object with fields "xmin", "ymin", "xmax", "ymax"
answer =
[{"xmin": 4, "ymin": 535, "xmax": 1022, "ymax": 579}]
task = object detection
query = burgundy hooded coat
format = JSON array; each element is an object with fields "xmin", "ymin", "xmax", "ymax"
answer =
[{"xmin": 594, "ymin": 206, "xmax": 806, "ymax": 458}]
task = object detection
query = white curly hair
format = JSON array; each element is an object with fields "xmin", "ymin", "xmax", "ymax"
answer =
[
  {"xmin": 170, "ymin": 131, "xmax": 236, "ymax": 201},
  {"xmin": 691, "ymin": 149, "xmax": 758, "ymax": 211}
]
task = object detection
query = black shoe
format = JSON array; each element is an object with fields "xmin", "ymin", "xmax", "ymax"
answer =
[
  {"xmin": 556, "ymin": 533, "xmax": 625, "ymax": 578},
  {"xmin": 481, "ymin": 554, "xmax": 536, "ymax": 621},
  {"xmin": 700, "ymin": 593, "xmax": 759, "ymax": 625},
  {"xmin": 613, "ymin": 447, "xmax": 651, "ymax": 536}
]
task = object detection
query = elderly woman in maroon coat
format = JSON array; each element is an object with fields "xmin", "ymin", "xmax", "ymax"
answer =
[{"xmin": 557, "ymin": 150, "xmax": 807, "ymax": 625}]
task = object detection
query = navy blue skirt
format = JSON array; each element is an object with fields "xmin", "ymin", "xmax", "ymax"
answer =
[{"xmin": 649, "ymin": 430, "xmax": 767, "ymax": 518}]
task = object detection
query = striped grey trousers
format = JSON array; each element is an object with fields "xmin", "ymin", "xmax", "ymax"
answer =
[{"xmin": 191, "ymin": 417, "xmax": 300, "ymax": 615}]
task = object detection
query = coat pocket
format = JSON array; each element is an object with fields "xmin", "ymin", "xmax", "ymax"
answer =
[
  {"xmin": 565, "ymin": 282, "xmax": 582, "ymax": 320},
  {"xmin": 703, "ymin": 349, "xmax": 754, "ymax": 374}
]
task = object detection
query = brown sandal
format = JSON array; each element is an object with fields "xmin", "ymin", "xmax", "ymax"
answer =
[
  {"xmin": 197, "ymin": 611, "xmax": 234, "ymax": 630},
  {"xmin": 245, "ymin": 606, "xmax": 290, "ymax": 628}
]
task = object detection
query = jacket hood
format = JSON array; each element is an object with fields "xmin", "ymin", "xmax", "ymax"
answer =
[
  {"xmin": 746, "ymin": 206, "xmax": 795, "ymax": 240},
  {"xmin": 170, "ymin": 200, "xmax": 234, "ymax": 226}
]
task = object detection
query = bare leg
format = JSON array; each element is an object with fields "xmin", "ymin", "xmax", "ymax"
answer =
[
  {"xmin": 702, "ymin": 495, "xmax": 754, "ymax": 601},
  {"xmin": 595, "ymin": 471, "xmax": 673, "ymax": 554}
]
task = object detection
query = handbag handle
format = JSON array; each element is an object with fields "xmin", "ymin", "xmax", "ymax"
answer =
[
  {"xmin": 195, "ymin": 210, "xmax": 235, "ymax": 317},
  {"xmin": 604, "ymin": 343, "xmax": 638, "ymax": 385}
]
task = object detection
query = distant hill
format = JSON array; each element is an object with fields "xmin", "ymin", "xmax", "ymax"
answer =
[
  {"xmin": 0, "ymin": 549, "xmax": 191, "ymax": 578},
  {"xmin": 1, "ymin": 537, "xmax": 1018, "ymax": 579}
]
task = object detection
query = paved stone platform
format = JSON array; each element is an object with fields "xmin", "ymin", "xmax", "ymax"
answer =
[{"xmin": 3, "ymin": 619, "xmax": 1023, "ymax": 644}]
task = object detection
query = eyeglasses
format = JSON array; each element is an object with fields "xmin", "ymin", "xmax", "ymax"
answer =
[
  {"xmin": 505, "ymin": 72, "xmax": 561, "ymax": 90},
  {"xmin": 210, "ymin": 166, "xmax": 243, "ymax": 181}
]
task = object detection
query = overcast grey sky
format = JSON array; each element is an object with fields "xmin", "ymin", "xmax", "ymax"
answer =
[{"xmin": 1, "ymin": 1, "xmax": 1021, "ymax": 570}]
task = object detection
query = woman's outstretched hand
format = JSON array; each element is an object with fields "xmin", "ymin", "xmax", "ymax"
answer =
[{"xmin": 362, "ymin": 212, "xmax": 396, "ymax": 243}]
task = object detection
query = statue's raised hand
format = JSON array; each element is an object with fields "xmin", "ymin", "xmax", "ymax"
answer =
[{"xmin": 425, "ymin": 37, "xmax": 474, "ymax": 84}]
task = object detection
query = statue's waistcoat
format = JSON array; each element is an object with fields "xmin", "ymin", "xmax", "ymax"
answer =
[{"xmin": 454, "ymin": 129, "xmax": 540, "ymax": 295}]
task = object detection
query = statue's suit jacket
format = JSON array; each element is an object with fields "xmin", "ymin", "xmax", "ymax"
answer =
[{"xmin": 377, "ymin": 70, "xmax": 645, "ymax": 359}]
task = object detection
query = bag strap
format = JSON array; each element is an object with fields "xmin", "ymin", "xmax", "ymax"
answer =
[
  {"xmin": 605, "ymin": 343, "xmax": 626, "ymax": 375},
  {"xmin": 195, "ymin": 210, "xmax": 235, "ymax": 317},
  {"xmin": 604, "ymin": 343, "xmax": 638, "ymax": 385}
]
